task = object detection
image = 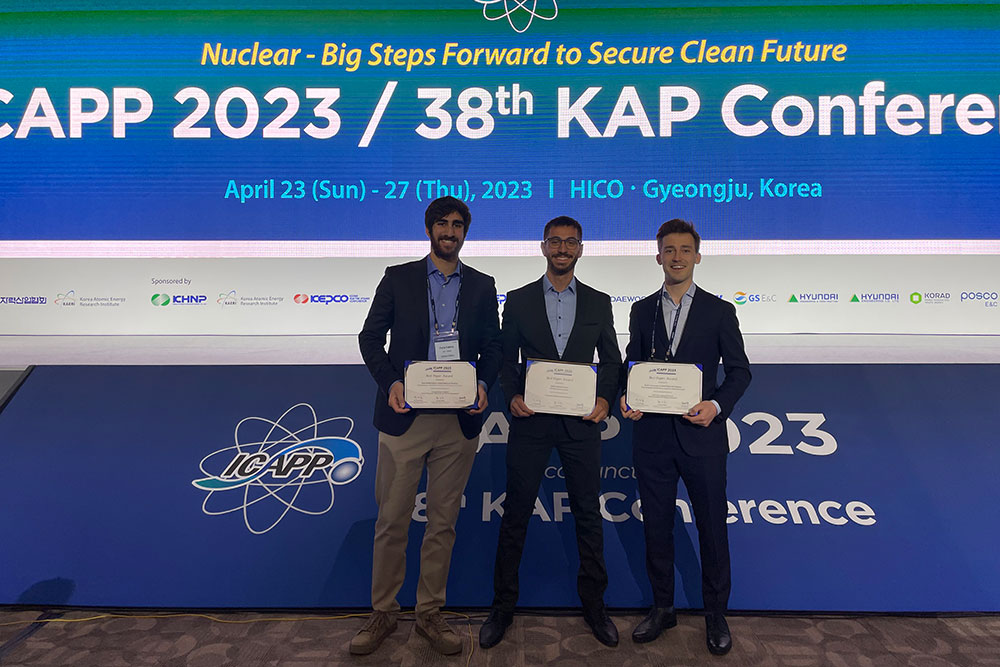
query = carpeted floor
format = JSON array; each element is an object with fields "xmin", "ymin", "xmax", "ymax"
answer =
[{"xmin": 1, "ymin": 609, "xmax": 998, "ymax": 666}]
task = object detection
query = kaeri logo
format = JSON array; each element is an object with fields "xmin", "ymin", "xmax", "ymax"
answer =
[
  {"xmin": 475, "ymin": 0, "xmax": 558, "ymax": 34},
  {"xmin": 55, "ymin": 290, "xmax": 76, "ymax": 306},
  {"xmin": 192, "ymin": 404, "xmax": 365, "ymax": 535},
  {"xmin": 218, "ymin": 289, "xmax": 237, "ymax": 306}
]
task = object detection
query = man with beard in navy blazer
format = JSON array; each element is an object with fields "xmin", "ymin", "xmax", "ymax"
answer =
[
  {"xmin": 620, "ymin": 219, "xmax": 751, "ymax": 656},
  {"xmin": 355, "ymin": 196, "xmax": 502, "ymax": 657},
  {"xmin": 480, "ymin": 216, "xmax": 622, "ymax": 649}
]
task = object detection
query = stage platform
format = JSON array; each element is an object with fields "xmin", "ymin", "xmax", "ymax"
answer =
[{"xmin": 1, "ymin": 609, "xmax": 997, "ymax": 666}]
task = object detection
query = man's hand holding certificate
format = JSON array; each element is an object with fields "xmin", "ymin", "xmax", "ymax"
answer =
[
  {"xmin": 404, "ymin": 361, "xmax": 478, "ymax": 409},
  {"xmin": 523, "ymin": 359, "xmax": 598, "ymax": 417},
  {"xmin": 625, "ymin": 361, "xmax": 702, "ymax": 415}
]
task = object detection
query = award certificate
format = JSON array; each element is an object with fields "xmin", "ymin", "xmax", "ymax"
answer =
[
  {"xmin": 524, "ymin": 359, "xmax": 597, "ymax": 417},
  {"xmin": 626, "ymin": 362, "xmax": 702, "ymax": 415},
  {"xmin": 404, "ymin": 361, "xmax": 478, "ymax": 409}
]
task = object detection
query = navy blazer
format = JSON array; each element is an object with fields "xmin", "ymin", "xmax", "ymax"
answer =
[
  {"xmin": 358, "ymin": 258, "xmax": 502, "ymax": 440},
  {"xmin": 624, "ymin": 286, "xmax": 751, "ymax": 457},
  {"xmin": 500, "ymin": 277, "xmax": 622, "ymax": 441}
]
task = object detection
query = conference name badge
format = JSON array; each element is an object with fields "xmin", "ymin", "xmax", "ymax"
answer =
[
  {"xmin": 404, "ymin": 361, "xmax": 478, "ymax": 409},
  {"xmin": 432, "ymin": 329, "xmax": 461, "ymax": 361},
  {"xmin": 524, "ymin": 358, "xmax": 597, "ymax": 417},
  {"xmin": 626, "ymin": 361, "xmax": 702, "ymax": 415}
]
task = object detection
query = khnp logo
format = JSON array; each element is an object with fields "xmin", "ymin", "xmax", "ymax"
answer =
[
  {"xmin": 475, "ymin": 0, "xmax": 558, "ymax": 33},
  {"xmin": 192, "ymin": 403, "xmax": 365, "ymax": 535}
]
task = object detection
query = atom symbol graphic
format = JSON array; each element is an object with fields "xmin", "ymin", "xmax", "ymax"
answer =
[
  {"xmin": 475, "ymin": 0, "xmax": 558, "ymax": 34},
  {"xmin": 193, "ymin": 403, "xmax": 364, "ymax": 535}
]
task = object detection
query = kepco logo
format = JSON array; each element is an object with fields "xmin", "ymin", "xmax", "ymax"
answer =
[
  {"xmin": 192, "ymin": 403, "xmax": 364, "ymax": 534},
  {"xmin": 312, "ymin": 294, "xmax": 350, "ymax": 304},
  {"xmin": 294, "ymin": 293, "xmax": 349, "ymax": 304},
  {"xmin": 475, "ymin": 0, "xmax": 558, "ymax": 34}
]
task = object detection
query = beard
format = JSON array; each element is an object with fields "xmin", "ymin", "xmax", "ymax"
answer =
[
  {"xmin": 430, "ymin": 233, "xmax": 463, "ymax": 261},
  {"xmin": 546, "ymin": 253, "xmax": 579, "ymax": 276}
]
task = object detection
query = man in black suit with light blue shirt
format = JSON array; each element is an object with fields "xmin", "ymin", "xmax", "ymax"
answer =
[
  {"xmin": 620, "ymin": 219, "xmax": 751, "ymax": 656},
  {"xmin": 480, "ymin": 216, "xmax": 622, "ymax": 649}
]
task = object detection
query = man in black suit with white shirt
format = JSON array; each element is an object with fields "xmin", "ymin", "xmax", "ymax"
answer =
[{"xmin": 620, "ymin": 219, "xmax": 751, "ymax": 656}]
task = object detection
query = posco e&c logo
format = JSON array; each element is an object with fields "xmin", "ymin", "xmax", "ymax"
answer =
[
  {"xmin": 192, "ymin": 403, "xmax": 365, "ymax": 535},
  {"xmin": 960, "ymin": 291, "xmax": 999, "ymax": 307}
]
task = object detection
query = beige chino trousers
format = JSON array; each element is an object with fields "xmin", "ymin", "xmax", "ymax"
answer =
[{"xmin": 371, "ymin": 413, "xmax": 477, "ymax": 617}]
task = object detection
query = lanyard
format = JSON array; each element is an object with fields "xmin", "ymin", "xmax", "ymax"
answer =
[
  {"xmin": 651, "ymin": 288, "xmax": 682, "ymax": 360},
  {"xmin": 427, "ymin": 265, "xmax": 462, "ymax": 334}
]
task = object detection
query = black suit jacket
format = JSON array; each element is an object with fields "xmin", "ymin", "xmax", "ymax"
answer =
[
  {"xmin": 500, "ymin": 277, "xmax": 622, "ymax": 441},
  {"xmin": 624, "ymin": 287, "xmax": 751, "ymax": 457},
  {"xmin": 358, "ymin": 258, "xmax": 502, "ymax": 440}
]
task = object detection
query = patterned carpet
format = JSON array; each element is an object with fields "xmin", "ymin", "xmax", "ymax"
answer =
[{"xmin": 1, "ymin": 609, "xmax": 998, "ymax": 667}]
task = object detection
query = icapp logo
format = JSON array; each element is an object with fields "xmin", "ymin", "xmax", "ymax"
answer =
[
  {"xmin": 192, "ymin": 403, "xmax": 365, "ymax": 535},
  {"xmin": 151, "ymin": 293, "xmax": 171, "ymax": 306}
]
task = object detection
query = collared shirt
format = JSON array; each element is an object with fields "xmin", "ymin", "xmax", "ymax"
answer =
[
  {"xmin": 661, "ymin": 281, "xmax": 697, "ymax": 359},
  {"xmin": 662, "ymin": 282, "xmax": 721, "ymax": 417},
  {"xmin": 426, "ymin": 255, "xmax": 461, "ymax": 361},
  {"xmin": 543, "ymin": 275, "xmax": 577, "ymax": 358}
]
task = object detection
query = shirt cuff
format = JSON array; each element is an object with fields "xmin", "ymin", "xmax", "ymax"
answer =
[{"xmin": 710, "ymin": 399, "xmax": 722, "ymax": 417}]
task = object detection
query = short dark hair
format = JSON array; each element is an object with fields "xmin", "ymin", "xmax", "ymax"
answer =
[
  {"xmin": 424, "ymin": 196, "xmax": 471, "ymax": 233},
  {"xmin": 656, "ymin": 218, "xmax": 700, "ymax": 253},
  {"xmin": 543, "ymin": 215, "xmax": 583, "ymax": 240}
]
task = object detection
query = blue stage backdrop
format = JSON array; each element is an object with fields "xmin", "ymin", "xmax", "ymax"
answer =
[{"xmin": 0, "ymin": 364, "xmax": 997, "ymax": 612}]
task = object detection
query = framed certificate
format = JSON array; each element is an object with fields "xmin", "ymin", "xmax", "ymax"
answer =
[
  {"xmin": 524, "ymin": 359, "xmax": 597, "ymax": 417},
  {"xmin": 626, "ymin": 361, "xmax": 702, "ymax": 415},
  {"xmin": 404, "ymin": 361, "xmax": 478, "ymax": 409}
]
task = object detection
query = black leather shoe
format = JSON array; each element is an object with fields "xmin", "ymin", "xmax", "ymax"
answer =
[
  {"xmin": 705, "ymin": 613, "xmax": 732, "ymax": 656},
  {"xmin": 479, "ymin": 608, "xmax": 513, "ymax": 649},
  {"xmin": 631, "ymin": 606, "xmax": 677, "ymax": 643},
  {"xmin": 583, "ymin": 606, "xmax": 619, "ymax": 647}
]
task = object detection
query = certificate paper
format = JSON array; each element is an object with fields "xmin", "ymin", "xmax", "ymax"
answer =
[
  {"xmin": 524, "ymin": 359, "xmax": 597, "ymax": 417},
  {"xmin": 404, "ymin": 361, "xmax": 478, "ymax": 409},
  {"xmin": 626, "ymin": 362, "xmax": 702, "ymax": 415}
]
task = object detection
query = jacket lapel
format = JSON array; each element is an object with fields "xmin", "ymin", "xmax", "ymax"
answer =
[
  {"xmin": 651, "ymin": 291, "xmax": 669, "ymax": 360},
  {"xmin": 562, "ymin": 281, "xmax": 587, "ymax": 360},
  {"xmin": 411, "ymin": 259, "xmax": 430, "ymax": 353},
  {"xmin": 530, "ymin": 278, "xmax": 560, "ymax": 360},
  {"xmin": 672, "ymin": 287, "xmax": 703, "ymax": 359}
]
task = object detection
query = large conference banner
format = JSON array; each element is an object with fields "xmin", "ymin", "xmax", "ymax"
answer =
[
  {"xmin": 1, "ymin": 2, "xmax": 999, "ymax": 345},
  {"xmin": 1, "ymin": 364, "xmax": 998, "ymax": 611}
]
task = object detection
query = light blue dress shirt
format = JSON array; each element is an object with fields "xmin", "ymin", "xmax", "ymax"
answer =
[
  {"xmin": 426, "ymin": 255, "xmax": 461, "ymax": 361},
  {"xmin": 543, "ymin": 275, "xmax": 577, "ymax": 358}
]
